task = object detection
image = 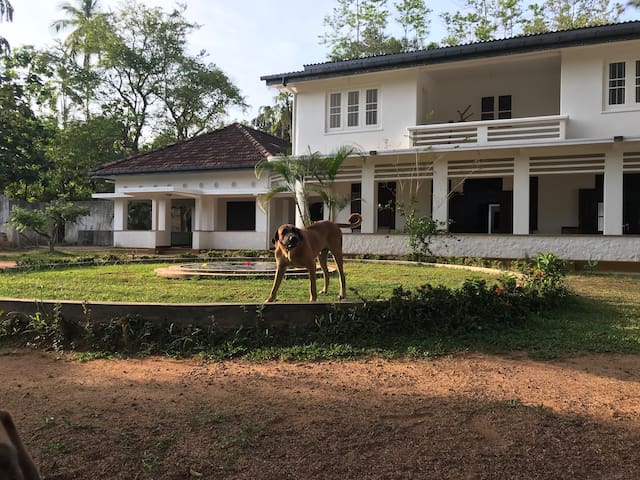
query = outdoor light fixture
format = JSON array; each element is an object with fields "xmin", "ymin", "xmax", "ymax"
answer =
[
  {"xmin": 614, "ymin": 135, "xmax": 624, "ymax": 142},
  {"xmin": 369, "ymin": 150, "xmax": 378, "ymax": 156}
]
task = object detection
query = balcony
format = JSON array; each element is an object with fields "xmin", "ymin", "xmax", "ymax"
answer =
[{"xmin": 408, "ymin": 115, "xmax": 568, "ymax": 148}]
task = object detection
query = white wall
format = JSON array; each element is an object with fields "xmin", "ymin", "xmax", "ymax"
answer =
[
  {"xmin": 561, "ymin": 40, "xmax": 640, "ymax": 140},
  {"xmin": 536, "ymin": 173, "xmax": 596, "ymax": 234},
  {"xmin": 115, "ymin": 169, "xmax": 268, "ymax": 196},
  {"xmin": 425, "ymin": 55, "xmax": 560, "ymax": 124},
  {"xmin": 342, "ymin": 233, "xmax": 640, "ymax": 262},
  {"xmin": 293, "ymin": 70, "xmax": 418, "ymax": 154}
]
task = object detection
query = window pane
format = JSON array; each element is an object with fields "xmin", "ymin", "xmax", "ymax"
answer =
[
  {"xmin": 481, "ymin": 96, "xmax": 494, "ymax": 120},
  {"xmin": 329, "ymin": 93, "xmax": 341, "ymax": 128},
  {"xmin": 498, "ymin": 95, "xmax": 512, "ymax": 119},
  {"xmin": 636, "ymin": 60, "xmax": 640, "ymax": 103},
  {"xmin": 608, "ymin": 62, "xmax": 625, "ymax": 105},
  {"xmin": 365, "ymin": 88, "xmax": 378, "ymax": 125},
  {"xmin": 347, "ymin": 91, "xmax": 359, "ymax": 127}
]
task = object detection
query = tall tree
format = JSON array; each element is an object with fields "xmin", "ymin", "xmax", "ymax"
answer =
[
  {"xmin": 51, "ymin": 0, "xmax": 106, "ymax": 69},
  {"xmin": 320, "ymin": 0, "xmax": 434, "ymax": 60},
  {"xmin": 51, "ymin": 0, "xmax": 108, "ymax": 121},
  {"xmin": 158, "ymin": 55, "xmax": 246, "ymax": 141},
  {"xmin": 522, "ymin": 0, "xmax": 624, "ymax": 34},
  {"xmin": 0, "ymin": 0, "xmax": 12, "ymax": 55},
  {"xmin": 441, "ymin": 0, "xmax": 504, "ymax": 46},
  {"xmin": 97, "ymin": 3, "xmax": 196, "ymax": 152},
  {"xmin": 251, "ymin": 92, "xmax": 292, "ymax": 144},
  {"xmin": 394, "ymin": 0, "xmax": 432, "ymax": 51}
]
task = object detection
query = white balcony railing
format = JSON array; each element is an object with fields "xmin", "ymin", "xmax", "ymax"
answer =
[{"xmin": 408, "ymin": 115, "xmax": 568, "ymax": 148}]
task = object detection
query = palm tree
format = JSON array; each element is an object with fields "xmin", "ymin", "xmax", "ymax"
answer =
[
  {"xmin": 51, "ymin": 0, "xmax": 107, "ymax": 121},
  {"xmin": 51, "ymin": 0, "xmax": 105, "ymax": 69},
  {"xmin": 0, "ymin": 0, "xmax": 13, "ymax": 55},
  {"xmin": 256, "ymin": 146, "xmax": 358, "ymax": 225}
]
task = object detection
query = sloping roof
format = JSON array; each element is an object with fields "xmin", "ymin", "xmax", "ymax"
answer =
[
  {"xmin": 90, "ymin": 123, "xmax": 290, "ymax": 177},
  {"xmin": 262, "ymin": 21, "xmax": 640, "ymax": 86}
]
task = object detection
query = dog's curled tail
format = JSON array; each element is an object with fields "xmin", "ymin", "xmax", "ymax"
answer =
[{"xmin": 336, "ymin": 212, "xmax": 363, "ymax": 229}]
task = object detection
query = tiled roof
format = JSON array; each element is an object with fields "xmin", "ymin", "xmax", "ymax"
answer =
[
  {"xmin": 90, "ymin": 123, "xmax": 290, "ymax": 177},
  {"xmin": 262, "ymin": 21, "xmax": 640, "ymax": 85}
]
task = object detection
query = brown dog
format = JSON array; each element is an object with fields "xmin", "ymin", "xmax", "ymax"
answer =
[
  {"xmin": 0, "ymin": 410, "xmax": 41, "ymax": 480},
  {"xmin": 266, "ymin": 213, "xmax": 362, "ymax": 302}
]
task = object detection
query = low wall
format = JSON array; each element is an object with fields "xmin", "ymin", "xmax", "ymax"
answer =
[
  {"xmin": 343, "ymin": 233, "xmax": 640, "ymax": 262},
  {"xmin": 0, "ymin": 298, "xmax": 360, "ymax": 330}
]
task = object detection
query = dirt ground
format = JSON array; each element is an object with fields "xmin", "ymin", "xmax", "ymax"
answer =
[{"xmin": 1, "ymin": 349, "xmax": 640, "ymax": 479}]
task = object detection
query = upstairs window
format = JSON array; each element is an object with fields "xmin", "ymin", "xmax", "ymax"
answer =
[
  {"xmin": 608, "ymin": 62, "xmax": 626, "ymax": 105},
  {"xmin": 347, "ymin": 91, "xmax": 359, "ymax": 127},
  {"xmin": 329, "ymin": 93, "xmax": 341, "ymax": 129},
  {"xmin": 327, "ymin": 88, "xmax": 379, "ymax": 131},
  {"xmin": 481, "ymin": 95, "xmax": 512, "ymax": 120},
  {"xmin": 365, "ymin": 89, "xmax": 378, "ymax": 125},
  {"xmin": 636, "ymin": 61, "xmax": 640, "ymax": 103},
  {"xmin": 604, "ymin": 59, "xmax": 640, "ymax": 109}
]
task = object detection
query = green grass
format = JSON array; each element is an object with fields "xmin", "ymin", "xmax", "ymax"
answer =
[{"xmin": 0, "ymin": 261, "xmax": 495, "ymax": 303}]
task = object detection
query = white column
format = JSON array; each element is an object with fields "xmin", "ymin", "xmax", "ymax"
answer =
[
  {"xmin": 603, "ymin": 150, "xmax": 624, "ymax": 235},
  {"xmin": 512, "ymin": 154, "xmax": 530, "ymax": 235},
  {"xmin": 361, "ymin": 160, "xmax": 376, "ymax": 233},
  {"xmin": 294, "ymin": 180, "xmax": 305, "ymax": 228},
  {"xmin": 431, "ymin": 158, "xmax": 449, "ymax": 228},
  {"xmin": 113, "ymin": 199, "xmax": 127, "ymax": 231},
  {"xmin": 155, "ymin": 198, "xmax": 172, "ymax": 247},
  {"xmin": 193, "ymin": 196, "xmax": 216, "ymax": 250}
]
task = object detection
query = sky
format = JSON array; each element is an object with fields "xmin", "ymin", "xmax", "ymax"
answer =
[
  {"xmin": 0, "ymin": 0, "xmax": 451, "ymax": 122},
  {"xmin": 2, "ymin": 1, "xmax": 639, "ymax": 123}
]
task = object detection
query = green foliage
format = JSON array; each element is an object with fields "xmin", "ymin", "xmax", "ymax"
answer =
[
  {"xmin": 8, "ymin": 200, "xmax": 90, "ymax": 251},
  {"xmin": 251, "ymin": 92, "xmax": 292, "ymax": 143},
  {"xmin": 256, "ymin": 146, "xmax": 357, "ymax": 225},
  {"xmin": 320, "ymin": 0, "xmax": 432, "ymax": 60},
  {"xmin": 402, "ymin": 209, "xmax": 452, "ymax": 260}
]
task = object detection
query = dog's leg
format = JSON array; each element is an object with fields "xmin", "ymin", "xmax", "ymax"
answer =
[
  {"xmin": 333, "ymin": 250, "xmax": 347, "ymax": 300},
  {"xmin": 319, "ymin": 249, "xmax": 330, "ymax": 295},
  {"xmin": 266, "ymin": 265, "xmax": 287, "ymax": 302},
  {"xmin": 304, "ymin": 259, "xmax": 318, "ymax": 302}
]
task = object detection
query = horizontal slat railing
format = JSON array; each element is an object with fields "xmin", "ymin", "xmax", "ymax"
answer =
[{"xmin": 408, "ymin": 115, "xmax": 568, "ymax": 148}]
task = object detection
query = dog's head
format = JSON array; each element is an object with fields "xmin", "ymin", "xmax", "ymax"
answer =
[{"xmin": 273, "ymin": 224, "xmax": 303, "ymax": 251}]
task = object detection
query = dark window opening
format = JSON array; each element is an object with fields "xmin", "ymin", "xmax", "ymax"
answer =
[
  {"xmin": 127, "ymin": 200, "xmax": 152, "ymax": 231},
  {"xmin": 226, "ymin": 201, "xmax": 255, "ymax": 231},
  {"xmin": 309, "ymin": 202, "xmax": 324, "ymax": 222},
  {"xmin": 377, "ymin": 182, "xmax": 396, "ymax": 230}
]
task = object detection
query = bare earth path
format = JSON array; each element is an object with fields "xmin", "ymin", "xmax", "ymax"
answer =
[{"xmin": 1, "ymin": 349, "xmax": 639, "ymax": 479}]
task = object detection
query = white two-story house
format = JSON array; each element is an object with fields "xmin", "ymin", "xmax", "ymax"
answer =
[{"xmin": 261, "ymin": 22, "xmax": 640, "ymax": 263}]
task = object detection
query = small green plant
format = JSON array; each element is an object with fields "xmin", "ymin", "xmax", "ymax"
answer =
[{"xmin": 403, "ymin": 209, "xmax": 453, "ymax": 261}]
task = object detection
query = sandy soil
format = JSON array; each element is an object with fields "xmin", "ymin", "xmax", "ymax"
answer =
[{"xmin": 1, "ymin": 349, "xmax": 640, "ymax": 479}]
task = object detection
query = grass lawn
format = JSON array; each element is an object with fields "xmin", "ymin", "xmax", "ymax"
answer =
[
  {"xmin": 0, "ymin": 261, "xmax": 496, "ymax": 303},
  {"xmin": 2, "ymin": 254, "xmax": 639, "ymax": 360}
]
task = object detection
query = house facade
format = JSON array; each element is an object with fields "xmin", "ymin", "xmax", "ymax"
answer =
[
  {"xmin": 261, "ymin": 22, "xmax": 640, "ymax": 262},
  {"xmin": 91, "ymin": 123, "xmax": 291, "ymax": 250}
]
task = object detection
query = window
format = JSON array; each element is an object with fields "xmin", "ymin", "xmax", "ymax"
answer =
[
  {"xmin": 608, "ymin": 62, "xmax": 626, "ymax": 105},
  {"xmin": 481, "ymin": 96, "xmax": 494, "ymax": 120},
  {"xmin": 226, "ymin": 201, "xmax": 255, "ymax": 231},
  {"xmin": 365, "ymin": 89, "xmax": 378, "ymax": 125},
  {"xmin": 329, "ymin": 93, "xmax": 341, "ymax": 129},
  {"xmin": 636, "ymin": 61, "xmax": 640, "ymax": 103},
  {"xmin": 127, "ymin": 200, "xmax": 151, "ymax": 230},
  {"xmin": 327, "ymin": 88, "xmax": 378, "ymax": 131},
  {"xmin": 347, "ymin": 91, "xmax": 359, "ymax": 127},
  {"xmin": 498, "ymin": 95, "xmax": 512, "ymax": 119},
  {"xmin": 481, "ymin": 95, "xmax": 512, "ymax": 120}
]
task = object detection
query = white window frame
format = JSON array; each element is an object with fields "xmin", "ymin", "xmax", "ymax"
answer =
[
  {"xmin": 604, "ymin": 59, "xmax": 640, "ymax": 111},
  {"xmin": 326, "ymin": 87, "xmax": 379, "ymax": 132}
]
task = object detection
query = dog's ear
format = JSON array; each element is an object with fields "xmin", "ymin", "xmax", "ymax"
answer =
[
  {"xmin": 293, "ymin": 227, "xmax": 303, "ymax": 239},
  {"xmin": 271, "ymin": 230, "xmax": 279, "ymax": 245}
]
